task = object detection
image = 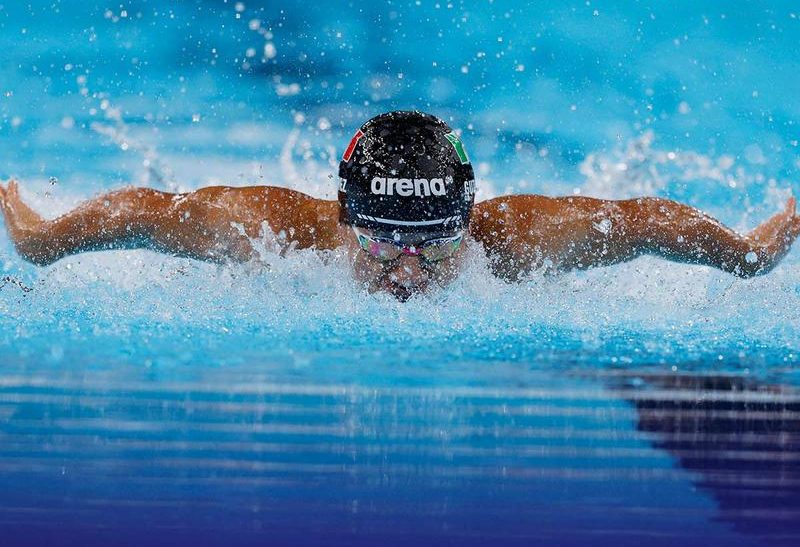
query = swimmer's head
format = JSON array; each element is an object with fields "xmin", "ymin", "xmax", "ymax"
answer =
[
  {"xmin": 338, "ymin": 111, "xmax": 476, "ymax": 234},
  {"xmin": 338, "ymin": 111, "xmax": 475, "ymax": 300}
]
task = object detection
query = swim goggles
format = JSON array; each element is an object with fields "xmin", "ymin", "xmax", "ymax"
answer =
[{"xmin": 353, "ymin": 227, "xmax": 464, "ymax": 262}]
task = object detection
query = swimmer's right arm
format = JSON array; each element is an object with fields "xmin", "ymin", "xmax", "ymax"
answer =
[
  {"xmin": 0, "ymin": 180, "xmax": 341, "ymax": 265},
  {"xmin": 472, "ymin": 194, "xmax": 800, "ymax": 279},
  {"xmin": 0, "ymin": 181, "xmax": 233, "ymax": 264}
]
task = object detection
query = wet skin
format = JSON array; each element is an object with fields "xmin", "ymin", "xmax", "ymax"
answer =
[{"xmin": 2, "ymin": 179, "xmax": 800, "ymax": 300}]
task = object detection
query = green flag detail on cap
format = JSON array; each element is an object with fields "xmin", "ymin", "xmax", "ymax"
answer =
[{"xmin": 444, "ymin": 132, "xmax": 469, "ymax": 164}]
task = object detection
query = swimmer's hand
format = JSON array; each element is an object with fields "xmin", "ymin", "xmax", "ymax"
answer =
[{"xmin": 0, "ymin": 179, "xmax": 49, "ymax": 263}]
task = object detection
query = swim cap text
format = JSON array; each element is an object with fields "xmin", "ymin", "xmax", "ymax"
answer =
[
  {"xmin": 463, "ymin": 179, "xmax": 475, "ymax": 201},
  {"xmin": 370, "ymin": 176, "xmax": 449, "ymax": 197}
]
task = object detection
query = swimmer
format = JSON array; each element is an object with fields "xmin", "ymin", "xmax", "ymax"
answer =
[{"xmin": 1, "ymin": 111, "xmax": 799, "ymax": 301}]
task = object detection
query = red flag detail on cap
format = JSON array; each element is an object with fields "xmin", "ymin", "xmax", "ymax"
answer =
[{"xmin": 342, "ymin": 130, "xmax": 365, "ymax": 161}]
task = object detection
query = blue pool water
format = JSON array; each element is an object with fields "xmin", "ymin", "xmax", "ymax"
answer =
[{"xmin": 1, "ymin": 1, "xmax": 800, "ymax": 545}]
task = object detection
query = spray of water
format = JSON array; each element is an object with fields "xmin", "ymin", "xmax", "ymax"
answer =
[{"xmin": 1, "ymin": 107, "xmax": 798, "ymax": 373}]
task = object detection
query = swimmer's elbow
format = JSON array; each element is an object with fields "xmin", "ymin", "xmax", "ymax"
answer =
[
  {"xmin": 11, "ymin": 232, "xmax": 63, "ymax": 266},
  {"xmin": 28, "ymin": 256, "xmax": 58, "ymax": 267},
  {"xmin": 17, "ymin": 246, "xmax": 61, "ymax": 266},
  {"xmin": 732, "ymin": 263, "xmax": 775, "ymax": 278},
  {"xmin": 731, "ymin": 266, "xmax": 762, "ymax": 279}
]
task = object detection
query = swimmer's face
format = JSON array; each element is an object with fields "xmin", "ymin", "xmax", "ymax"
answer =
[{"xmin": 348, "ymin": 227, "xmax": 466, "ymax": 301}]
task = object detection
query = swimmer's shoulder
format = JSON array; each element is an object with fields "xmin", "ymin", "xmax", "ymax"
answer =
[
  {"xmin": 221, "ymin": 185, "xmax": 341, "ymax": 249},
  {"xmin": 174, "ymin": 185, "xmax": 339, "ymax": 249},
  {"xmin": 470, "ymin": 194, "xmax": 554, "ymax": 235},
  {"xmin": 470, "ymin": 193, "xmax": 606, "ymax": 231},
  {"xmin": 189, "ymin": 185, "xmax": 335, "ymax": 211},
  {"xmin": 190, "ymin": 184, "xmax": 330, "ymax": 204}
]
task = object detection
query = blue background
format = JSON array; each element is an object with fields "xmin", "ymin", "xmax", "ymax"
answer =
[{"xmin": 1, "ymin": 1, "xmax": 799, "ymax": 545}]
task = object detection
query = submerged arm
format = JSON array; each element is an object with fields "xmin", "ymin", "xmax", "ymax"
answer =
[
  {"xmin": 0, "ymin": 180, "xmax": 340, "ymax": 266},
  {"xmin": 471, "ymin": 194, "xmax": 800, "ymax": 279}
]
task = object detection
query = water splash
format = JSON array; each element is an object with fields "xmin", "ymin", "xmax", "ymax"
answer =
[
  {"xmin": 578, "ymin": 131, "xmax": 795, "ymax": 230},
  {"xmin": 1, "ymin": 122, "xmax": 799, "ymax": 375},
  {"xmin": 0, "ymin": 275, "xmax": 33, "ymax": 293}
]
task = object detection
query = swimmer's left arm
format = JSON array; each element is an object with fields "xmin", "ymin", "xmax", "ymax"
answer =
[{"xmin": 471, "ymin": 194, "xmax": 800, "ymax": 279}]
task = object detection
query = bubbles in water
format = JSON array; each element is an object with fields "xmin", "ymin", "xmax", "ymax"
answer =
[
  {"xmin": 317, "ymin": 117, "xmax": 331, "ymax": 131},
  {"xmin": 275, "ymin": 82, "xmax": 300, "ymax": 96},
  {"xmin": 744, "ymin": 144, "xmax": 766, "ymax": 165}
]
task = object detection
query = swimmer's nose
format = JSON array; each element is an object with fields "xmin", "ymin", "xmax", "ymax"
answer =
[{"xmin": 386, "ymin": 254, "xmax": 428, "ymax": 291}]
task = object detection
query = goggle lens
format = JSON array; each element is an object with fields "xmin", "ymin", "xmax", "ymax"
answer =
[{"xmin": 355, "ymin": 230, "xmax": 463, "ymax": 263}]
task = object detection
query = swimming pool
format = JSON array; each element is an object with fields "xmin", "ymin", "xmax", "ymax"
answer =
[{"xmin": 1, "ymin": 1, "xmax": 799, "ymax": 545}]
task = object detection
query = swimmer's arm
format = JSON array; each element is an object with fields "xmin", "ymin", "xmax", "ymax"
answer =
[
  {"xmin": 0, "ymin": 180, "xmax": 340, "ymax": 265},
  {"xmin": 619, "ymin": 196, "xmax": 800, "ymax": 277},
  {"xmin": 0, "ymin": 181, "xmax": 210, "ymax": 264},
  {"xmin": 472, "ymin": 195, "xmax": 800, "ymax": 278}
]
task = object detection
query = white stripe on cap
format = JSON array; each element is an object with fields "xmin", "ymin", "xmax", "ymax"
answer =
[{"xmin": 356, "ymin": 214, "xmax": 460, "ymax": 227}]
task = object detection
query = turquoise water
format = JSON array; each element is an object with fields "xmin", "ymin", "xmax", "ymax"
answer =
[{"xmin": 1, "ymin": 1, "xmax": 799, "ymax": 545}]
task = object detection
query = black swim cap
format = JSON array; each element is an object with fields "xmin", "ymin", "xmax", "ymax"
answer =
[{"xmin": 338, "ymin": 111, "xmax": 476, "ymax": 234}]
